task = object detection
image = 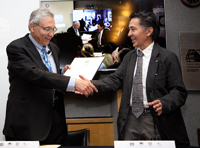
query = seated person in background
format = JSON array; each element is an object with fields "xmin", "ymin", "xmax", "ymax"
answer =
[
  {"xmin": 67, "ymin": 20, "xmax": 81, "ymax": 36},
  {"xmin": 78, "ymin": 43, "xmax": 95, "ymax": 57},
  {"xmin": 107, "ymin": 48, "xmax": 131, "ymax": 69},
  {"xmin": 78, "ymin": 43, "xmax": 105, "ymax": 69},
  {"xmin": 101, "ymin": 42, "xmax": 115, "ymax": 68}
]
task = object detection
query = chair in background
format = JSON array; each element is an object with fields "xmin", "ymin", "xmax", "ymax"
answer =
[{"xmin": 66, "ymin": 128, "xmax": 90, "ymax": 146}]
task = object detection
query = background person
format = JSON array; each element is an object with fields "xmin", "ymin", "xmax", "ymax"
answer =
[
  {"xmin": 92, "ymin": 22, "xmax": 109, "ymax": 52},
  {"xmin": 67, "ymin": 20, "xmax": 81, "ymax": 36},
  {"xmin": 77, "ymin": 43, "xmax": 106, "ymax": 69}
]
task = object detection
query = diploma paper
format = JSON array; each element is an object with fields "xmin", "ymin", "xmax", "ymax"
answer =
[{"xmin": 64, "ymin": 57, "xmax": 105, "ymax": 80}]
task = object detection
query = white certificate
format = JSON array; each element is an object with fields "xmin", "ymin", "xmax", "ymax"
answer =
[{"xmin": 64, "ymin": 57, "xmax": 105, "ymax": 80}]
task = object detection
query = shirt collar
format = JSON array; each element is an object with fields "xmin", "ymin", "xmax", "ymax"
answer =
[
  {"xmin": 137, "ymin": 42, "xmax": 154, "ymax": 58},
  {"xmin": 29, "ymin": 34, "xmax": 44, "ymax": 50}
]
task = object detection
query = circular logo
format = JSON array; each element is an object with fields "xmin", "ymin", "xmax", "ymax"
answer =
[
  {"xmin": 45, "ymin": 4, "xmax": 49, "ymax": 8},
  {"xmin": 181, "ymin": 0, "xmax": 200, "ymax": 8}
]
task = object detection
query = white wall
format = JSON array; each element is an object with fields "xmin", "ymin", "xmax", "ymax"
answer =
[
  {"xmin": 0, "ymin": 0, "xmax": 39, "ymax": 141},
  {"xmin": 41, "ymin": 1, "xmax": 73, "ymax": 33}
]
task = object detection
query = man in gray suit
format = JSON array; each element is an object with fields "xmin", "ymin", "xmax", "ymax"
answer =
[
  {"xmin": 3, "ymin": 8, "xmax": 97, "ymax": 145},
  {"xmin": 80, "ymin": 11, "xmax": 190, "ymax": 147}
]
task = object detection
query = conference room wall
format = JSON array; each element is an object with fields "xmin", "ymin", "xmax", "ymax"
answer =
[{"xmin": 0, "ymin": 0, "xmax": 39, "ymax": 141}]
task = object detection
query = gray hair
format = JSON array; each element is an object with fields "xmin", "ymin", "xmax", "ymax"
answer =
[
  {"xmin": 73, "ymin": 20, "xmax": 80, "ymax": 25},
  {"xmin": 28, "ymin": 8, "xmax": 54, "ymax": 31}
]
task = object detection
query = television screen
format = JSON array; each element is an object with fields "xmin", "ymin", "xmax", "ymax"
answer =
[{"xmin": 72, "ymin": 9, "xmax": 112, "ymax": 32}]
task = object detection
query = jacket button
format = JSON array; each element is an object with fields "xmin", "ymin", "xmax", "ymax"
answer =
[
  {"xmin": 127, "ymin": 103, "xmax": 130, "ymax": 106},
  {"xmin": 123, "ymin": 117, "xmax": 126, "ymax": 121}
]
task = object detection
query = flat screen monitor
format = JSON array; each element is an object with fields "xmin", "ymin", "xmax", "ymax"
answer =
[{"xmin": 72, "ymin": 9, "xmax": 112, "ymax": 31}]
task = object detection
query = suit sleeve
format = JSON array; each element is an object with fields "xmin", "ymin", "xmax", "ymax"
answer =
[
  {"xmin": 157, "ymin": 52, "xmax": 187, "ymax": 115},
  {"xmin": 7, "ymin": 41, "xmax": 70, "ymax": 92},
  {"xmin": 92, "ymin": 54, "xmax": 127, "ymax": 94}
]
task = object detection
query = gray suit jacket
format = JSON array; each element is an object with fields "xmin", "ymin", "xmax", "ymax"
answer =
[
  {"xmin": 92, "ymin": 43, "xmax": 190, "ymax": 146},
  {"xmin": 3, "ymin": 34, "xmax": 69, "ymax": 140}
]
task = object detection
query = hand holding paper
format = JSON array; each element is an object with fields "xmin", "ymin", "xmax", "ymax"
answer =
[
  {"xmin": 63, "ymin": 65, "xmax": 71, "ymax": 73},
  {"xmin": 64, "ymin": 57, "xmax": 104, "ymax": 80},
  {"xmin": 75, "ymin": 75, "xmax": 98, "ymax": 97}
]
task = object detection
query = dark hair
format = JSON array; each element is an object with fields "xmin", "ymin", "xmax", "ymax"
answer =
[
  {"xmin": 103, "ymin": 42, "xmax": 116, "ymax": 54},
  {"xmin": 98, "ymin": 22, "xmax": 104, "ymax": 28},
  {"xmin": 78, "ymin": 43, "xmax": 94, "ymax": 57},
  {"xmin": 129, "ymin": 11, "xmax": 160, "ymax": 41}
]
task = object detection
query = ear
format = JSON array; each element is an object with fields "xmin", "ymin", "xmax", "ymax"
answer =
[
  {"xmin": 29, "ymin": 23, "xmax": 35, "ymax": 32},
  {"xmin": 146, "ymin": 27, "xmax": 153, "ymax": 37}
]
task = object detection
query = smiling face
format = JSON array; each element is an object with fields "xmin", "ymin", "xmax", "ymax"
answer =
[
  {"xmin": 128, "ymin": 18, "xmax": 153, "ymax": 50},
  {"xmin": 30, "ymin": 17, "xmax": 55, "ymax": 46}
]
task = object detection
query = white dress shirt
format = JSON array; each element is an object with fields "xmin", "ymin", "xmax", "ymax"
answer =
[
  {"xmin": 98, "ymin": 29, "xmax": 104, "ymax": 45},
  {"xmin": 130, "ymin": 42, "xmax": 154, "ymax": 107}
]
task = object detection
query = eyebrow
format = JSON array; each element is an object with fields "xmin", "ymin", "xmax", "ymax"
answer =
[{"xmin": 128, "ymin": 26, "xmax": 136, "ymax": 29}]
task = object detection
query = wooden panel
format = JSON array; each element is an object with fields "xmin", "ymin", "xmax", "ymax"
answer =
[
  {"xmin": 67, "ymin": 123, "xmax": 114, "ymax": 146},
  {"xmin": 117, "ymin": 89, "xmax": 122, "ymax": 113},
  {"xmin": 66, "ymin": 117, "xmax": 113, "ymax": 124}
]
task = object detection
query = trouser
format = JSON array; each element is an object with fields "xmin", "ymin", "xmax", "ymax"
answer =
[
  {"xmin": 6, "ymin": 107, "xmax": 67, "ymax": 146},
  {"xmin": 123, "ymin": 107, "xmax": 160, "ymax": 140}
]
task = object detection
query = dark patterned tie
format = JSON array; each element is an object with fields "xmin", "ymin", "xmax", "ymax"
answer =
[
  {"xmin": 41, "ymin": 46, "xmax": 53, "ymax": 72},
  {"xmin": 132, "ymin": 50, "xmax": 144, "ymax": 118}
]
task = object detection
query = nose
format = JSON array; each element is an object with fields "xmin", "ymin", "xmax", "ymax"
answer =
[
  {"xmin": 49, "ymin": 31, "xmax": 54, "ymax": 37},
  {"xmin": 127, "ymin": 30, "xmax": 131, "ymax": 37}
]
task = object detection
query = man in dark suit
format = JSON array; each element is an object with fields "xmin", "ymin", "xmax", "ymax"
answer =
[
  {"xmin": 3, "ymin": 8, "xmax": 97, "ymax": 146},
  {"xmin": 80, "ymin": 11, "xmax": 190, "ymax": 147},
  {"xmin": 93, "ymin": 22, "xmax": 109, "ymax": 52},
  {"xmin": 67, "ymin": 20, "xmax": 81, "ymax": 37}
]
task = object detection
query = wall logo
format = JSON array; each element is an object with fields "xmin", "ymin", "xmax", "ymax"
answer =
[
  {"xmin": 0, "ymin": 18, "xmax": 10, "ymax": 32},
  {"xmin": 186, "ymin": 49, "xmax": 200, "ymax": 62},
  {"xmin": 0, "ymin": 18, "xmax": 10, "ymax": 39}
]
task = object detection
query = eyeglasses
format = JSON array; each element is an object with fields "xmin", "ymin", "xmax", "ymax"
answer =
[{"xmin": 34, "ymin": 23, "xmax": 57, "ymax": 33}]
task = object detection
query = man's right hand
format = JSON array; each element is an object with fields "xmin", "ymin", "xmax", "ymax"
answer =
[{"xmin": 75, "ymin": 75, "xmax": 98, "ymax": 97}]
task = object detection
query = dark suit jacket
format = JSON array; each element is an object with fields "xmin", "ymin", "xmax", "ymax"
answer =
[
  {"xmin": 67, "ymin": 26, "xmax": 80, "ymax": 36},
  {"xmin": 94, "ymin": 29, "xmax": 109, "ymax": 46},
  {"xmin": 3, "ymin": 34, "xmax": 70, "ymax": 141},
  {"xmin": 92, "ymin": 43, "xmax": 190, "ymax": 146}
]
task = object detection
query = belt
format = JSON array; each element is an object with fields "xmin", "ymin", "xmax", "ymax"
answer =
[
  {"xmin": 143, "ymin": 108, "xmax": 151, "ymax": 114},
  {"xmin": 129, "ymin": 107, "xmax": 151, "ymax": 114}
]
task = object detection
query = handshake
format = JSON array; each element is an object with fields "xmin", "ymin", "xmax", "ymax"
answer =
[
  {"xmin": 63, "ymin": 65, "xmax": 98, "ymax": 97},
  {"xmin": 75, "ymin": 75, "xmax": 98, "ymax": 97}
]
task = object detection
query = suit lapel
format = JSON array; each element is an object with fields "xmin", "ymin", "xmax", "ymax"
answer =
[
  {"xmin": 127, "ymin": 50, "xmax": 137, "ymax": 96},
  {"xmin": 49, "ymin": 43, "xmax": 60, "ymax": 74},
  {"xmin": 146, "ymin": 44, "xmax": 160, "ymax": 100},
  {"xmin": 24, "ymin": 34, "xmax": 56, "ymax": 71},
  {"xmin": 24, "ymin": 34, "xmax": 48, "ymax": 70}
]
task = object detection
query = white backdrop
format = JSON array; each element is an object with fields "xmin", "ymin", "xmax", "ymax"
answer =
[{"xmin": 0, "ymin": 0, "xmax": 39, "ymax": 140}]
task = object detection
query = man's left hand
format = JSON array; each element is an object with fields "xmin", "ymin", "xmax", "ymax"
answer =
[
  {"xmin": 146, "ymin": 100, "xmax": 162, "ymax": 116},
  {"xmin": 63, "ymin": 65, "xmax": 71, "ymax": 73}
]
